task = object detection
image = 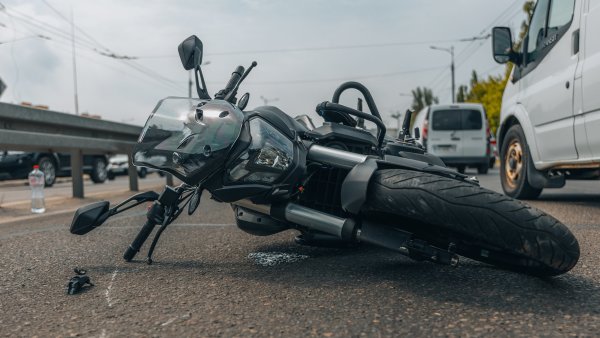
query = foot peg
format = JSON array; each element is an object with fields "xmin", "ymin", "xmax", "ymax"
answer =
[
  {"xmin": 358, "ymin": 220, "xmax": 459, "ymax": 267},
  {"xmin": 402, "ymin": 239, "xmax": 459, "ymax": 267}
]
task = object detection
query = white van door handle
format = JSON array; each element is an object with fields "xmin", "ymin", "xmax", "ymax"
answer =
[{"xmin": 451, "ymin": 131, "xmax": 460, "ymax": 141}]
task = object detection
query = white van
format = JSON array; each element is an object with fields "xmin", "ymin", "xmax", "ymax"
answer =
[
  {"xmin": 492, "ymin": 0, "xmax": 600, "ymax": 199},
  {"xmin": 413, "ymin": 103, "xmax": 491, "ymax": 174}
]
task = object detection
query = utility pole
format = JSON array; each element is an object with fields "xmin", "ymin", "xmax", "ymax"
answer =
[
  {"xmin": 390, "ymin": 111, "xmax": 401, "ymax": 133},
  {"xmin": 71, "ymin": 7, "xmax": 79, "ymax": 115},
  {"xmin": 188, "ymin": 70, "xmax": 192, "ymax": 98},
  {"xmin": 430, "ymin": 45, "xmax": 455, "ymax": 103}
]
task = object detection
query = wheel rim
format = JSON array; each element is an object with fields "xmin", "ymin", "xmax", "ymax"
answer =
[
  {"xmin": 96, "ymin": 161, "xmax": 107, "ymax": 181},
  {"xmin": 39, "ymin": 159, "xmax": 55, "ymax": 186},
  {"xmin": 504, "ymin": 141, "xmax": 523, "ymax": 189}
]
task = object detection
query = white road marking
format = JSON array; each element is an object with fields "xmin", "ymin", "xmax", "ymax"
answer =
[
  {"xmin": 160, "ymin": 318, "xmax": 177, "ymax": 326},
  {"xmin": 160, "ymin": 313, "xmax": 191, "ymax": 327},
  {"xmin": 105, "ymin": 268, "xmax": 118, "ymax": 307}
]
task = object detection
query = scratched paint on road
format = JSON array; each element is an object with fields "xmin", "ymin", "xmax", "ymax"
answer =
[{"xmin": 248, "ymin": 252, "xmax": 309, "ymax": 266}]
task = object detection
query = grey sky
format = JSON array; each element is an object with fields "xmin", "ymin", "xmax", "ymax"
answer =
[{"xmin": 0, "ymin": 0, "xmax": 527, "ymax": 127}]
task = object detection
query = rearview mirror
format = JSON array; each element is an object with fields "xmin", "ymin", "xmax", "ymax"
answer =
[
  {"xmin": 70, "ymin": 201, "xmax": 110, "ymax": 235},
  {"xmin": 492, "ymin": 27, "xmax": 518, "ymax": 64},
  {"xmin": 238, "ymin": 93, "xmax": 250, "ymax": 110},
  {"xmin": 178, "ymin": 35, "xmax": 203, "ymax": 70}
]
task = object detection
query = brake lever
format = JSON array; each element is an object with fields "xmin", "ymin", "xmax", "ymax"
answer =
[{"xmin": 108, "ymin": 191, "xmax": 160, "ymax": 216}]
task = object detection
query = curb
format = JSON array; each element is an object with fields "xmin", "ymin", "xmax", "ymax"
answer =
[{"xmin": 0, "ymin": 185, "xmax": 163, "ymax": 226}]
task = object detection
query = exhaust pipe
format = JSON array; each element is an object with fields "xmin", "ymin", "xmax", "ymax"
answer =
[{"xmin": 233, "ymin": 199, "xmax": 356, "ymax": 240}]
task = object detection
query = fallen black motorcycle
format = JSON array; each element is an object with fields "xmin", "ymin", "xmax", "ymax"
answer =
[{"xmin": 70, "ymin": 35, "xmax": 579, "ymax": 276}]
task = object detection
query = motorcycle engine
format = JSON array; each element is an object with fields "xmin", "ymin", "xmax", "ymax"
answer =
[{"xmin": 299, "ymin": 122, "xmax": 377, "ymax": 216}]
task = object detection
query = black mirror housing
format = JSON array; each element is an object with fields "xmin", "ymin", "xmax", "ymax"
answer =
[
  {"xmin": 178, "ymin": 35, "xmax": 203, "ymax": 70},
  {"xmin": 492, "ymin": 27, "xmax": 519, "ymax": 65},
  {"xmin": 70, "ymin": 201, "xmax": 110, "ymax": 235},
  {"xmin": 238, "ymin": 93, "xmax": 250, "ymax": 110}
]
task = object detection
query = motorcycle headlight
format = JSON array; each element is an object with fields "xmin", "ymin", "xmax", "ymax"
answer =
[{"xmin": 227, "ymin": 118, "xmax": 294, "ymax": 184}]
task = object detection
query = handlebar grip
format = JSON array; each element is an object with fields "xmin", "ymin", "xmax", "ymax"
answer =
[
  {"xmin": 123, "ymin": 219, "xmax": 157, "ymax": 261},
  {"xmin": 316, "ymin": 101, "xmax": 387, "ymax": 148},
  {"xmin": 224, "ymin": 66, "xmax": 245, "ymax": 92}
]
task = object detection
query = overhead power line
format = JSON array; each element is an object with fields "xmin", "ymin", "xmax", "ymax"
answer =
[
  {"xmin": 428, "ymin": 0, "xmax": 524, "ymax": 92},
  {"xmin": 40, "ymin": 0, "xmax": 111, "ymax": 53},
  {"xmin": 0, "ymin": 2, "xmax": 183, "ymax": 93},
  {"xmin": 136, "ymin": 36, "xmax": 493, "ymax": 59},
  {"xmin": 242, "ymin": 65, "xmax": 446, "ymax": 85}
]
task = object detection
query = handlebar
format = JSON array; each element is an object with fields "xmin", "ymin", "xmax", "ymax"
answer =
[
  {"xmin": 225, "ymin": 66, "xmax": 245, "ymax": 92},
  {"xmin": 331, "ymin": 81, "xmax": 382, "ymax": 120},
  {"xmin": 316, "ymin": 101, "xmax": 387, "ymax": 149},
  {"xmin": 123, "ymin": 219, "xmax": 156, "ymax": 261},
  {"xmin": 215, "ymin": 66, "xmax": 245, "ymax": 100},
  {"xmin": 123, "ymin": 202, "xmax": 163, "ymax": 261}
]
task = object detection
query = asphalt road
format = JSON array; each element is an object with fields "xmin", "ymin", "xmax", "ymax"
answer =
[{"xmin": 1, "ymin": 169, "xmax": 599, "ymax": 337}]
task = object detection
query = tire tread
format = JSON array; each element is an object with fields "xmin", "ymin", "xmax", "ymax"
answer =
[{"xmin": 364, "ymin": 169, "xmax": 580, "ymax": 276}]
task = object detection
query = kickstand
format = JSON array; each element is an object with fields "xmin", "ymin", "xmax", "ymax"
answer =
[{"xmin": 145, "ymin": 207, "xmax": 173, "ymax": 265}]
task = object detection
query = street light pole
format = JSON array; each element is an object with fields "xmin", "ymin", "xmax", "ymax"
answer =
[
  {"xmin": 260, "ymin": 95, "xmax": 279, "ymax": 106},
  {"xmin": 430, "ymin": 45, "xmax": 455, "ymax": 103},
  {"xmin": 451, "ymin": 46, "xmax": 455, "ymax": 104},
  {"xmin": 390, "ymin": 111, "xmax": 401, "ymax": 133},
  {"xmin": 188, "ymin": 70, "xmax": 192, "ymax": 98},
  {"xmin": 71, "ymin": 7, "xmax": 79, "ymax": 115}
]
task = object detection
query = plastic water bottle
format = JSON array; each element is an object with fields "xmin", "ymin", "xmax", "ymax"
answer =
[{"xmin": 29, "ymin": 165, "xmax": 46, "ymax": 214}]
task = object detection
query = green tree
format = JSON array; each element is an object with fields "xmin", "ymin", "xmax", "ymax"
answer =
[
  {"xmin": 466, "ymin": 74, "xmax": 509, "ymax": 134},
  {"xmin": 410, "ymin": 87, "xmax": 439, "ymax": 112}
]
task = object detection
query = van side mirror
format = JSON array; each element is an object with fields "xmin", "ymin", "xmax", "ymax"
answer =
[
  {"xmin": 492, "ymin": 27, "xmax": 519, "ymax": 65},
  {"xmin": 178, "ymin": 35, "xmax": 203, "ymax": 70}
]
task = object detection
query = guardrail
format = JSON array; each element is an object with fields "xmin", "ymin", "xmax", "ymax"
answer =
[{"xmin": 0, "ymin": 102, "xmax": 169, "ymax": 198}]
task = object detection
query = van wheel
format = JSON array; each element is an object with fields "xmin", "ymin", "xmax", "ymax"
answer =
[
  {"xmin": 500, "ymin": 125, "xmax": 542, "ymax": 199},
  {"xmin": 477, "ymin": 163, "xmax": 489, "ymax": 174},
  {"xmin": 456, "ymin": 165, "xmax": 466, "ymax": 174}
]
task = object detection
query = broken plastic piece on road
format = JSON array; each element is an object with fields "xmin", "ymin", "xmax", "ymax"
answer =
[{"xmin": 66, "ymin": 267, "xmax": 94, "ymax": 295}]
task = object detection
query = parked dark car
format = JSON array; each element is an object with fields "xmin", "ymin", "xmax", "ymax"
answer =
[
  {"xmin": 0, "ymin": 151, "xmax": 108, "ymax": 186},
  {"xmin": 107, "ymin": 154, "xmax": 164, "ymax": 180}
]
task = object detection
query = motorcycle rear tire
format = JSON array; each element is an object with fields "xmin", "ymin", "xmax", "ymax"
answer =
[{"xmin": 362, "ymin": 169, "xmax": 580, "ymax": 276}]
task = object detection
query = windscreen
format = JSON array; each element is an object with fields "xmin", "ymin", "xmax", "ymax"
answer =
[
  {"xmin": 133, "ymin": 97, "xmax": 244, "ymax": 181},
  {"xmin": 431, "ymin": 109, "xmax": 483, "ymax": 131}
]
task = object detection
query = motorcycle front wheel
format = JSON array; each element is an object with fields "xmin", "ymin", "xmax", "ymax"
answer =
[{"xmin": 362, "ymin": 169, "xmax": 580, "ymax": 276}]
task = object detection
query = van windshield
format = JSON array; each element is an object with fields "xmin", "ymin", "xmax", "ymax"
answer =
[{"xmin": 431, "ymin": 109, "xmax": 483, "ymax": 130}]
